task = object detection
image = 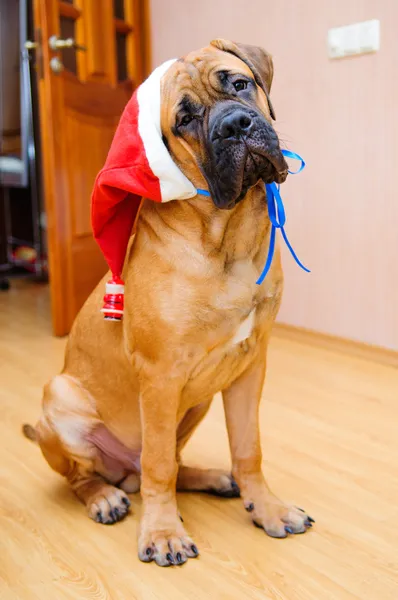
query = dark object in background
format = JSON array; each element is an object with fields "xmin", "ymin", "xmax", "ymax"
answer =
[{"xmin": 0, "ymin": 0, "xmax": 46, "ymax": 288}]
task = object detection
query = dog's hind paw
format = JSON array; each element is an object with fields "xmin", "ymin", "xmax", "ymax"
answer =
[
  {"xmin": 87, "ymin": 486, "xmax": 131, "ymax": 525},
  {"xmin": 206, "ymin": 473, "xmax": 240, "ymax": 498},
  {"xmin": 177, "ymin": 466, "xmax": 240, "ymax": 497}
]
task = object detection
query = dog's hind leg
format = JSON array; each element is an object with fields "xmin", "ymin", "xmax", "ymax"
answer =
[
  {"xmin": 177, "ymin": 465, "xmax": 240, "ymax": 497},
  {"xmin": 36, "ymin": 374, "xmax": 131, "ymax": 524},
  {"xmin": 176, "ymin": 402, "xmax": 240, "ymax": 497}
]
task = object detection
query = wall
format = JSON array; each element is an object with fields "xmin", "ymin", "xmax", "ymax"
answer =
[{"xmin": 150, "ymin": 0, "xmax": 398, "ymax": 351}]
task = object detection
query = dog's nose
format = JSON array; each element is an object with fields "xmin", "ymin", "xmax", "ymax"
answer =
[{"xmin": 219, "ymin": 110, "xmax": 253, "ymax": 139}]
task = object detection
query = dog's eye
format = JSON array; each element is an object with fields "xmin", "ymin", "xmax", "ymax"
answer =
[
  {"xmin": 180, "ymin": 114, "xmax": 194, "ymax": 126},
  {"xmin": 233, "ymin": 80, "xmax": 248, "ymax": 92}
]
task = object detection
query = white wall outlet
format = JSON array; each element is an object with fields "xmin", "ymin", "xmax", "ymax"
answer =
[{"xmin": 328, "ymin": 19, "xmax": 380, "ymax": 59}]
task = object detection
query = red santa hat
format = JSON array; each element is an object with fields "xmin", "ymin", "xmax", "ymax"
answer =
[{"xmin": 91, "ymin": 59, "xmax": 197, "ymax": 320}]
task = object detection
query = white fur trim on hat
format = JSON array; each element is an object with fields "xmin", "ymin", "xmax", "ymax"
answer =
[{"xmin": 137, "ymin": 59, "xmax": 197, "ymax": 203}]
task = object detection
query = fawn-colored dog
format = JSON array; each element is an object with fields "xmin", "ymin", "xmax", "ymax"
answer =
[{"xmin": 27, "ymin": 39, "xmax": 313, "ymax": 567}]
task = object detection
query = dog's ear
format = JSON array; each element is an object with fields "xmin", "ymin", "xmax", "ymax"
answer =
[{"xmin": 210, "ymin": 38, "xmax": 276, "ymax": 120}]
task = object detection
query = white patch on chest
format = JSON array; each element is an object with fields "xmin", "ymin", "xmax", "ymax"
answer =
[{"xmin": 232, "ymin": 309, "xmax": 255, "ymax": 345}]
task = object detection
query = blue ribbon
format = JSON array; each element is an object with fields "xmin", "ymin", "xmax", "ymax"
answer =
[
  {"xmin": 257, "ymin": 149, "xmax": 309, "ymax": 284},
  {"xmin": 196, "ymin": 188, "xmax": 211, "ymax": 197},
  {"xmin": 196, "ymin": 148, "xmax": 309, "ymax": 285},
  {"xmin": 281, "ymin": 149, "xmax": 306, "ymax": 174}
]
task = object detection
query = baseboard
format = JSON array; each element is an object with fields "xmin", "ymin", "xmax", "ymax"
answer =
[{"xmin": 273, "ymin": 322, "xmax": 398, "ymax": 368}]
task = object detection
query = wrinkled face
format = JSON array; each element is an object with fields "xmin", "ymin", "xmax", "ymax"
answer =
[{"xmin": 161, "ymin": 40, "xmax": 288, "ymax": 209}]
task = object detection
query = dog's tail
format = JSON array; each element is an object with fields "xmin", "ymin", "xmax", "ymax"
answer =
[{"xmin": 22, "ymin": 423, "xmax": 38, "ymax": 443}]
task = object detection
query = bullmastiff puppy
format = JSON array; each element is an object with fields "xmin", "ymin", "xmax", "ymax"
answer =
[{"xmin": 26, "ymin": 39, "xmax": 314, "ymax": 567}]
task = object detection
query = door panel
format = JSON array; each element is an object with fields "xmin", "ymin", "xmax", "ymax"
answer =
[
  {"xmin": 33, "ymin": 0, "xmax": 149, "ymax": 335},
  {"xmin": 65, "ymin": 110, "xmax": 117, "ymax": 237},
  {"xmin": 84, "ymin": 2, "xmax": 115, "ymax": 82}
]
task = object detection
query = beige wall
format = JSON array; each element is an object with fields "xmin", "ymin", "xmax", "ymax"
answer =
[{"xmin": 150, "ymin": 0, "xmax": 398, "ymax": 351}]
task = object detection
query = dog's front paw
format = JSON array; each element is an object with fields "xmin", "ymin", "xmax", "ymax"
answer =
[
  {"xmin": 138, "ymin": 512, "xmax": 199, "ymax": 567},
  {"xmin": 245, "ymin": 495, "xmax": 315, "ymax": 538}
]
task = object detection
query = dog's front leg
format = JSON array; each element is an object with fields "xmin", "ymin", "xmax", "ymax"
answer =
[
  {"xmin": 223, "ymin": 353, "xmax": 314, "ymax": 538},
  {"xmin": 138, "ymin": 377, "xmax": 199, "ymax": 567}
]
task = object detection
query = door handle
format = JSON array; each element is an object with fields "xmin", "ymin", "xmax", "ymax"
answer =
[
  {"xmin": 48, "ymin": 35, "xmax": 86, "ymax": 52},
  {"xmin": 25, "ymin": 40, "xmax": 38, "ymax": 50},
  {"xmin": 50, "ymin": 57, "xmax": 64, "ymax": 73}
]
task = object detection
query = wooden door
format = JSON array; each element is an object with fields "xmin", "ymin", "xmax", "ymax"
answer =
[{"xmin": 32, "ymin": 0, "xmax": 149, "ymax": 335}]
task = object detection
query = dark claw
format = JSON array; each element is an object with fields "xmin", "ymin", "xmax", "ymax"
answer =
[
  {"xmin": 285, "ymin": 526, "xmax": 294, "ymax": 534},
  {"xmin": 109, "ymin": 509, "xmax": 116, "ymax": 522},
  {"xmin": 245, "ymin": 502, "xmax": 255, "ymax": 512},
  {"xmin": 308, "ymin": 516, "xmax": 315, "ymax": 523},
  {"xmin": 176, "ymin": 552, "xmax": 183, "ymax": 564},
  {"xmin": 96, "ymin": 511, "xmax": 103, "ymax": 523},
  {"xmin": 304, "ymin": 517, "xmax": 312, "ymax": 527},
  {"xmin": 296, "ymin": 507, "xmax": 305, "ymax": 513},
  {"xmin": 166, "ymin": 552, "xmax": 174, "ymax": 564},
  {"xmin": 114, "ymin": 508, "xmax": 120, "ymax": 518},
  {"xmin": 146, "ymin": 547, "xmax": 153, "ymax": 558},
  {"xmin": 190, "ymin": 544, "xmax": 199, "ymax": 556},
  {"xmin": 253, "ymin": 520, "xmax": 263, "ymax": 529},
  {"xmin": 179, "ymin": 514, "xmax": 184, "ymax": 522},
  {"xmin": 230, "ymin": 478, "xmax": 241, "ymax": 495},
  {"xmin": 122, "ymin": 496, "xmax": 130, "ymax": 507}
]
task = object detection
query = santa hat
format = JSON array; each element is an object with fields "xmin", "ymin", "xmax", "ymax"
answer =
[{"xmin": 91, "ymin": 59, "xmax": 197, "ymax": 320}]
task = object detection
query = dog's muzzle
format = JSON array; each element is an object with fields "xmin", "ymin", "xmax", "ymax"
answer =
[{"xmin": 204, "ymin": 102, "xmax": 288, "ymax": 209}]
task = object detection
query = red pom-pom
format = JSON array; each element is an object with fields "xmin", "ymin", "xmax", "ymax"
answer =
[{"xmin": 101, "ymin": 276, "xmax": 124, "ymax": 321}]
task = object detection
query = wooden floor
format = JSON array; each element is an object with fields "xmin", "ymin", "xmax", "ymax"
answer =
[{"xmin": 1, "ymin": 281, "xmax": 397, "ymax": 600}]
